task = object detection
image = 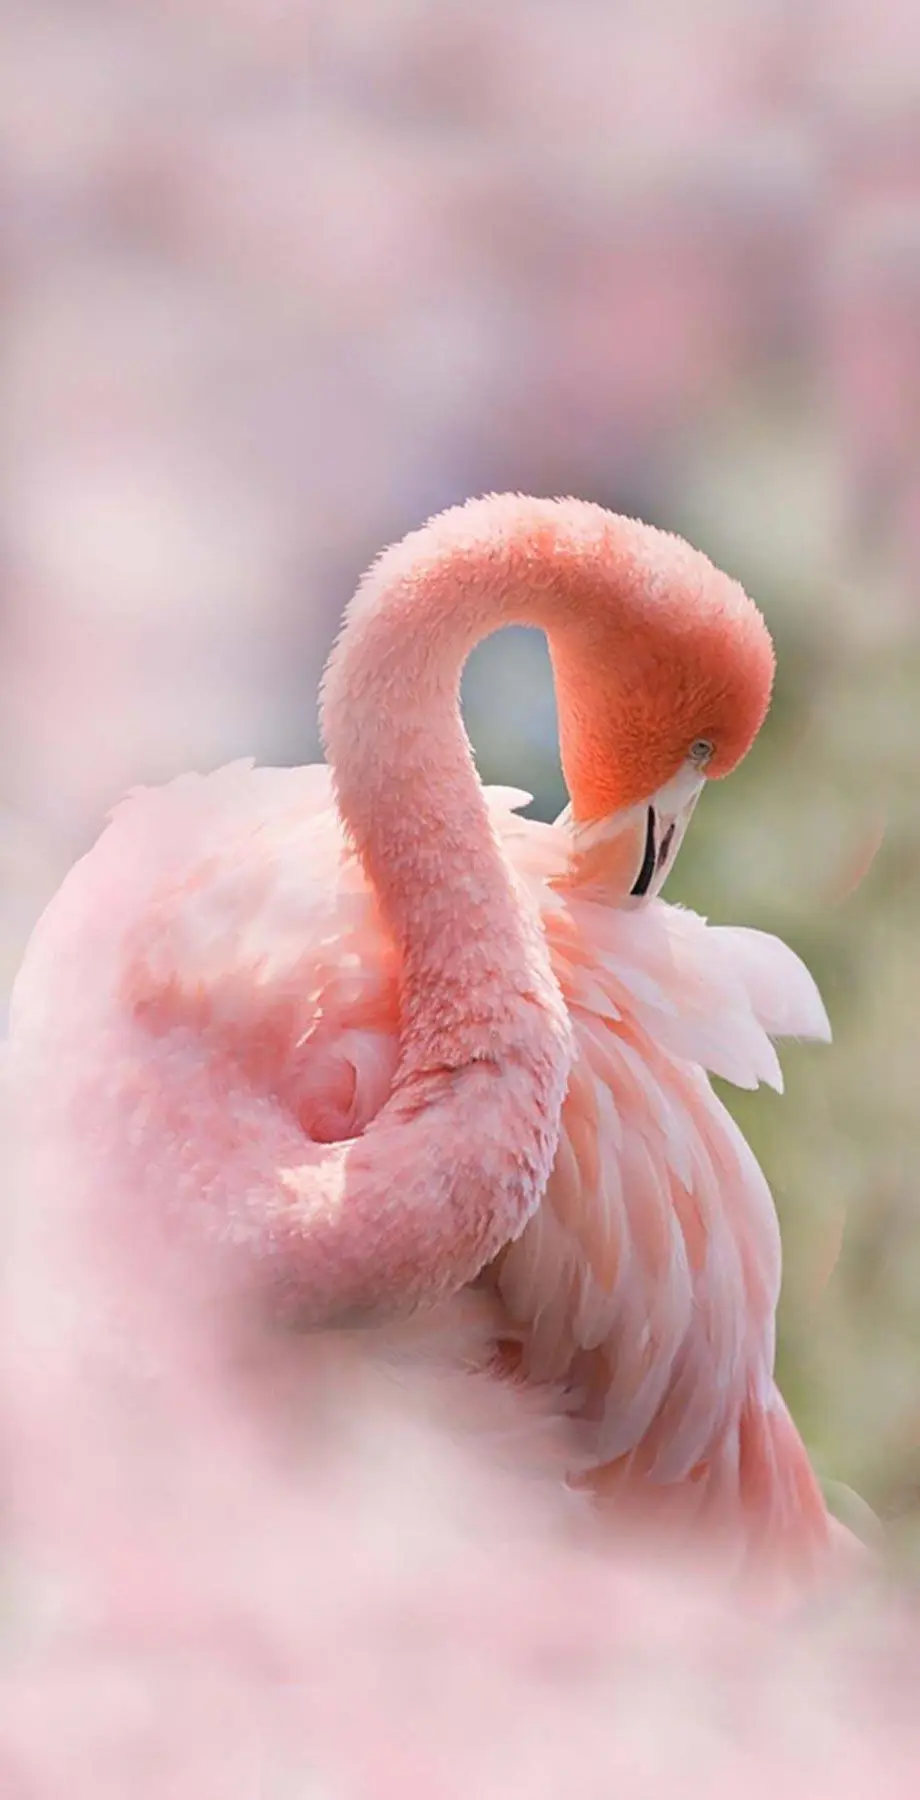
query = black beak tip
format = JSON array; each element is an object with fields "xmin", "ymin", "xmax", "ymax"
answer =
[
  {"xmin": 630, "ymin": 807, "xmax": 657, "ymax": 898},
  {"xmin": 657, "ymin": 821, "xmax": 676, "ymax": 870}
]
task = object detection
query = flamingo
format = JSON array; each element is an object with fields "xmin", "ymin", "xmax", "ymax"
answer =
[{"xmin": 8, "ymin": 492, "xmax": 846, "ymax": 1589}]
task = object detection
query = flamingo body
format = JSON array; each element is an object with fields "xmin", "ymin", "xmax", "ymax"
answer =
[
  {"xmin": 10, "ymin": 761, "xmax": 831, "ymax": 1574},
  {"xmin": 8, "ymin": 494, "xmax": 844, "ymax": 1585}
]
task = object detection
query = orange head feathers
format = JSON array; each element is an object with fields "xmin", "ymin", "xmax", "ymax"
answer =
[
  {"xmin": 435, "ymin": 494, "xmax": 775, "ymax": 824},
  {"xmin": 340, "ymin": 492, "xmax": 775, "ymax": 828}
]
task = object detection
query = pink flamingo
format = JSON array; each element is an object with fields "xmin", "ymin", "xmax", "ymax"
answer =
[{"xmin": 9, "ymin": 493, "xmax": 845, "ymax": 1587}]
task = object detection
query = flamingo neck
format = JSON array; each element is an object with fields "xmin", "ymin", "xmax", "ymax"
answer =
[
  {"xmin": 305, "ymin": 494, "xmax": 679, "ymax": 1321},
  {"xmin": 320, "ymin": 517, "xmax": 558, "ymax": 1074}
]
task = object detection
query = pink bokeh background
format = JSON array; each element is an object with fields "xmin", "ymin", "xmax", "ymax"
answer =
[{"xmin": 3, "ymin": 4, "xmax": 920, "ymax": 1793}]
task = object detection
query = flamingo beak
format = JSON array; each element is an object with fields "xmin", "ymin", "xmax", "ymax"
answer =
[
  {"xmin": 629, "ymin": 764, "xmax": 707, "ymax": 901},
  {"xmin": 559, "ymin": 760, "xmax": 707, "ymax": 902}
]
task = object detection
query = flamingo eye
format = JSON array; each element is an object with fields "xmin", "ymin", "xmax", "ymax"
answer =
[{"xmin": 689, "ymin": 738, "xmax": 714, "ymax": 767}]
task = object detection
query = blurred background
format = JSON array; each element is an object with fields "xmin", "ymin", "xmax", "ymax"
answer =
[{"xmin": 2, "ymin": 0, "xmax": 918, "ymax": 1552}]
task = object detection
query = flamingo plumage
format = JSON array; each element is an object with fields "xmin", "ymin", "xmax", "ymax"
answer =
[{"xmin": 8, "ymin": 493, "xmax": 845, "ymax": 1590}]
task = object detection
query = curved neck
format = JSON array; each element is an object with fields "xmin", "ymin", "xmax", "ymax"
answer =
[
  {"xmin": 321, "ymin": 511, "xmax": 561, "ymax": 1070},
  {"xmin": 301, "ymin": 503, "xmax": 588, "ymax": 1323}
]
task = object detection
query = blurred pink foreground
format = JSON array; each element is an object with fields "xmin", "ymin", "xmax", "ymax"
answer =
[{"xmin": 1, "ymin": 1142, "xmax": 913, "ymax": 1800}]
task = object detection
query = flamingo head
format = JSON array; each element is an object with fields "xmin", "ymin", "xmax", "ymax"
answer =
[{"xmin": 545, "ymin": 505, "xmax": 776, "ymax": 901}]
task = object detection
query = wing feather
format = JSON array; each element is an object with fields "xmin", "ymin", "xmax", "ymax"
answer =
[{"xmin": 485, "ymin": 816, "xmax": 820, "ymax": 1508}]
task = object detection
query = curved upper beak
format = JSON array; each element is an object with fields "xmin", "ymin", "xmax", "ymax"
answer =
[
  {"xmin": 629, "ymin": 765, "xmax": 706, "ymax": 901},
  {"xmin": 559, "ymin": 761, "xmax": 706, "ymax": 903}
]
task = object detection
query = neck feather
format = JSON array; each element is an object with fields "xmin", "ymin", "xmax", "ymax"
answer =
[{"xmin": 321, "ymin": 507, "xmax": 564, "ymax": 1071}]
